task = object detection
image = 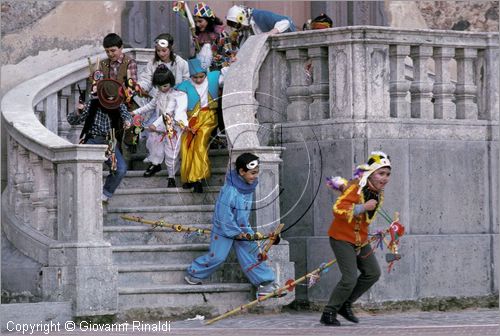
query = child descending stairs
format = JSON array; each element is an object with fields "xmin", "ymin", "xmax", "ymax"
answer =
[{"xmin": 103, "ymin": 149, "xmax": 253, "ymax": 320}]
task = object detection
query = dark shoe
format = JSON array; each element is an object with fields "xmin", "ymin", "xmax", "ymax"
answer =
[
  {"xmin": 167, "ymin": 178, "xmax": 176, "ymax": 188},
  {"xmin": 182, "ymin": 182, "xmax": 193, "ymax": 189},
  {"xmin": 143, "ymin": 164, "xmax": 161, "ymax": 177},
  {"xmin": 320, "ymin": 311, "xmax": 341, "ymax": 326},
  {"xmin": 338, "ymin": 302, "xmax": 359, "ymax": 323},
  {"xmin": 193, "ymin": 181, "xmax": 203, "ymax": 193}
]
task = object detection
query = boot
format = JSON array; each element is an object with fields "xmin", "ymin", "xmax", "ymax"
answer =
[
  {"xmin": 143, "ymin": 164, "xmax": 161, "ymax": 177},
  {"xmin": 193, "ymin": 181, "xmax": 203, "ymax": 193},
  {"xmin": 167, "ymin": 178, "xmax": 176, "ymax": 188},
  {"xmin": 320, "ymin": 311, "xmax": 341, "ymax": 326},
  {"xmin": 338, "ymin": 302, "xmax": 359, "ymax": 323},
  {"xmin": 182, "ymin": 182, "xmax": 193, "ymax": 189}
]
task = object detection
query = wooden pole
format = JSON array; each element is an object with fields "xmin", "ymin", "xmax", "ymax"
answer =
[{"xmin": 205, "ymin": 231, "xmax": 388, "ymax": 325}]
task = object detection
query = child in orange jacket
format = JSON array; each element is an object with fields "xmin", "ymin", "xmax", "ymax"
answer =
[{"xmin": 321, "ymin": 151, "xmax": 392, "ymax": 327}]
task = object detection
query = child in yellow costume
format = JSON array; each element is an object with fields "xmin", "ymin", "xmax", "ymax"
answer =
[{"xmin": 176, "ymin": 58, "xmax": 224, "ymax": 193}]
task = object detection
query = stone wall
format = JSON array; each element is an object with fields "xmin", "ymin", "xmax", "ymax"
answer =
[{"xmin": 416, "ymin": 1, "xmax": 498, "ymax": 32}]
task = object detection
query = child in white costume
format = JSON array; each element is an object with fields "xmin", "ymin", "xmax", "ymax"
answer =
[{"xmin": 132, "ymin": 66, "xmax": 188, "ymax": 186}]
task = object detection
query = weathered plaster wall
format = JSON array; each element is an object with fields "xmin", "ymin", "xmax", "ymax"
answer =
[{"xmin": 1, "ymin": 1, "xmax": 126, "ymax": 94}]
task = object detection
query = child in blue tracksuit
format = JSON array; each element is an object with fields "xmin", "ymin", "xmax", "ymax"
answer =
[{"xmin": 185, "ymin": 153, "xmax": 284, "ymax": 298}]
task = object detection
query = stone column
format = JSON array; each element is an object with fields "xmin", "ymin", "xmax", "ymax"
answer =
[
  {"xmin": 15, "ymin": 146, "xmax": 33, "ymax": 226},
  {"xmin": 484, "ymin": 42, "xmax": 499, "ymax": 121},
  {"xmin": 45, "ymin": 93, "xmax": 59, "ymax": 134},
  {"xmin": 433, "ymin": 47, "xmax": 456, "ymax": 119},
  {"xmin": 308, "ymin": 47, "xmax": 329, "ymax": 120},
  {"xmin": 389, "ymin": 45, "xmax": 411, "ymax": 118},
  {"xmin": 42, "ymin": 145, "xmax": 118, "ymax": 317},
  {"xmin": 29, "ymin": 152, "xmax": 52, "ymax": 237},
  {"xmin": 367, "ymin": 45, "xmax": 390, "ymax": 119},
  {"xmin": 410, "ymin": 46, "xmax": 434, "ymax": 119},
  {"xmin": 285, "ymin": 49, "xmax": 311, "ymax": 121},
  {"xmin": 58, "ymin": 86, "xmax": 73, "ymax": 139},
  {"xmin": 330, "ymin": 44, "xmax": 353, "ymax": 118},
  {"xmin": 455, "ymin": 48, "xmax": 478, "ymax": 120}
]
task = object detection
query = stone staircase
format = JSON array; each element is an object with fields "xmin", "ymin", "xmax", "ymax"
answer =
[{"xmin": 103, "ymin": 149, "xmax": 254, "ymax": 320}]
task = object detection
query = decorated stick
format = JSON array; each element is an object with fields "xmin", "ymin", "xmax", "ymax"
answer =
[
  {"xmin": 205, "ymin": 231, "xmax": 387, "ymax": 325},
  {"xmin": 257, "ymin": 223, "xmax": 285, "ymax": 262},
  {"xmin": 121, "ymin": 215, "xmax": 211, "ymax": 235},
  {"xmin": 121, "ymin": 215, "xmax": 273, "ymax": 241}
]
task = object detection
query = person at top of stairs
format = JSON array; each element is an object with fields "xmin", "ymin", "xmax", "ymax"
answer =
[{"xmin": 184, "ymin": 153, "xmax": 285, "ymax": 299}]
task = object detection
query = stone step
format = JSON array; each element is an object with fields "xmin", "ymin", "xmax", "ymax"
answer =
[
  {"xmin": 104, "ymin": 225, "xmax": 212, "ymax": 245},
  {"xmin": 112, "ymin": 244, "xmax": 210, "ymax": 264},
  {"xmin": 107, "ymin": 187, "xmax": 220, "ymax": 208},
  {"xmin": 117, "ymin": 263, "xmax": 248, "ymax": 286},
  {"xmin": 104, "ymin": 204, "xmax": 215, "ymax": 225},
  {"xmin": 115, "ymin": 167, "xmax": 227, "ymax": 189},
  {"xmin": 117, "ymin": 283, "xmax": 253, "ymax": 318}
]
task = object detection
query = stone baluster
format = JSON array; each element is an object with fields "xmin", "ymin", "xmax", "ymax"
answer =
[
  {"xmin": 484, "ymin": 40, "xmax": 499, "ymax": 121},
  {"xmin": 34, "ymin": 102, "xmax": 44, "ymax": 123},
  {"xmin": 329, "ymin": 44, "xmax": 353, "ymax": 118},
  {"xmin": 410, "ymin": 46, "xmax": 434, "ymax": 119},
  {"xmin": 389, "ymin": 45, "xmax": 411, "ymax": 118},
  {"xmin": 308, "ymin": 47, "xmax": 329, "ymax": 120},
  {"xmin": 7, "ymin": 136, "xmax": 19, "ymax": 208},
  {"xmin": 58, "ymin": 86, "xmax": 73, "ymax": 139},
  {"xmin": 285, "ymin": 49, "xmax": 311, "ymax": 121},
  {"xmin": 455, "ymin": 48, "xmax": 478, "ymax": 119},
  {"xmin": 44, "ymin": 93, "xmax": 59, "ymax": 133},
  {"xmin": 43, "ymin": 158, "xmax": 58, "ymax": 240},
  {"xmin": 15, "ymin": 146, "xmax": 34, "ymax": 226},
  {"xmin": 433, "ymin": 47, "xmax": 456, "ymax": 119},
  {"xmin": 29, "ymin": 152, "xmax": 52, "ymax": 236}
]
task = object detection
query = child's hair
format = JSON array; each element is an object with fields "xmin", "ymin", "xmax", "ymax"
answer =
[
  {"xmin": 152, "ymin": 66, "xmax": 175, "ymax": 87},
  {"xmin": 195, "ymin": 16, "xmax": 224, "ymax": 35},
  {"xmin": 154, "ymin": 33, "xmax": 176, "ymax": 65},
  {"xmin": 236, "ymin": 153, "xmax": 259, "ymax": 172},
  {"xmin": 103, "ymin": 33, "xmax": 123, "ymax": 48}
]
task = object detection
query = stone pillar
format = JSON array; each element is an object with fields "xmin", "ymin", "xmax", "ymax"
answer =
[
  {"xmin": 58, "ymin": 86, "xmax": 73, "ymax": 139},
  {"xmin": 29, "ymin": 152, "xmax": 52, "ymax": 237},
  {"xmin": 367, "ymin": 45, "xmax": 390, "ymax": 119},
  {"xmin": 433, "ymin": 47, "xmax": 456, "ymax": 119},
  {"xmin": 45, "ymin": 93, "xmax": 59, "ymax": 134},
  {"xmin": 389, "ymin": 45, "xmax": 411, "ymax": 118},
  {"xmin": 42, "ymin": 146, "xmax": 118, "ymax": 317},
  {"xmin": 43, "ymin": 158, "xmax": 58, "ymax": 240},
  {"xmin": 15, "ymin": 146, "xmax": 33, "ymax": 226},
  {"xmin": 308, "ymin": 47, "xmax": 329, "ymax": 120},
  {"xmin": 329, "ymin": 44, "xmax": 353, "ymax": 118},
  {"xmin": 285, "ymin": 49, "xmax": 311, "ymax": 122},
  {"xmin": 455, "ymin": 48, "xmax": 478, "ymax": 120},
  {"xmin": 410, "ymin": 46, "xmax": 434, "ymax": 119},
  {"xmin": 484, "ymin": 42, "xmax": 499, "ymax": 121}
]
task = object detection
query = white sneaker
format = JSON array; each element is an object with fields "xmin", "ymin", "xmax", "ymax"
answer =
[
  {"xmin": 101, "ymin": 194, "xmax": 109, "ymax": 203},
  {"xmin": 256, "ymin": 282, "xmax": 286, "ymax": 298},
  {"xmin": 184, "ymin": 275, "xmax": 203, "ymax": 285}
]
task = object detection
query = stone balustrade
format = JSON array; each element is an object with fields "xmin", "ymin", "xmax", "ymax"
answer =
[
  {"xmin": 1, "ymin": 52, "xmax": 125, "ymax": 316},
  {"xmin": 221, "ymin": 26, "xmax": 499, "ymax": 304}
]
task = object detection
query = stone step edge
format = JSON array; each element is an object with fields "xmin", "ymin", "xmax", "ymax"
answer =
[
  {"xmin": 118, "ymin": 283, "xmax": 252, "ymax": 294},
  {"xmin": 121, "ymin": 166, "xmax": 228, "ymax": 177},
  {"xmin": 112, "ymin": 244, "xmax": 209, "ymax": 252},
  {"xmin": 113, "ymin": 186, "xmax": 221, "ymax": 195},
  {"xmin": 117, "ymin": 264, "xmax": 190, "ymax": 272},
  {"xmin": 107, "ymin": 204, "xmax": 215, "ymax": 213},
  {"xmin": 104, "ymin": 224, "xmax": 212, "ymax": 232}
]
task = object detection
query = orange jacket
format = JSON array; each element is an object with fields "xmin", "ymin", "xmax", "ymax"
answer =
[{"xmin": 327, "ymin": 184, "xmax": 384, "ymax": 246}]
